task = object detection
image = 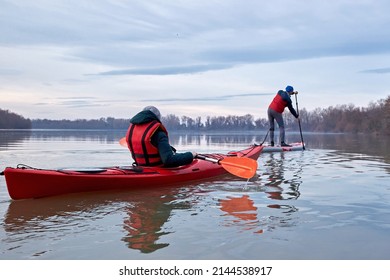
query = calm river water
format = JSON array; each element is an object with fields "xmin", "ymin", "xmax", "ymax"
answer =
[{"xmin": 0, "ymin": 130, "xmax": 389, "ymax": 260}]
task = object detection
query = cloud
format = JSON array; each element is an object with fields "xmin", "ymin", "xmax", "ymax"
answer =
[
  {"xmin": 2, "ymin": 1, "xmax": 390, "ymax": 73},
  {"xmin": 1, "ymin": 1, "xmax": 390, "ymax": 120},
  {"xmin": 92, "ymin": 64, "xmax": 233, "ymax": 76},
  {"xmin": 0, "ymin": 68, "xmax": 22, "ymax": 75},
  {"xmin": 141, "ymin": 93, "xmax": 273, "ymax": 102},
  {"xmin": 360, "ymin": 67, "xmax": 390, "ymax": 74},
  {"xmin": 34, "ymin": 97, "xmax": 105, "ymax": 108}
]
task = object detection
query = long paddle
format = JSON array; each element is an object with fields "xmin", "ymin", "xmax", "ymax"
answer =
[
  {"xmin": 294, "ymin": 93, "xmax": 306, "ymax": 150},
  {"xmin": 119, "ymin": 137, "xmax": 257, "ymax": 179}
]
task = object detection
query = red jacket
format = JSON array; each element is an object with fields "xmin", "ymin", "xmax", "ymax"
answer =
[
  {"xmin": 268, "ymin": 90, "xmax": 298, "ymax": 117},
  {"xmin": 126, "ymin": 120, "xmax": 168, "ymax": 166}
]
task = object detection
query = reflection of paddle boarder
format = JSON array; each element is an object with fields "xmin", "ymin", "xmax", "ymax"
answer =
[{"xmin": 264, "ymin": 153, "xmax": 301, "ymax": 201}]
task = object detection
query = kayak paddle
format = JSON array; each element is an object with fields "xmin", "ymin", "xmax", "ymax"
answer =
[
  {"xmin": 196, "ymin": 154, "xmax": 258, "ymax": 179},
  {"xmin": 119, "ymin": 137, "xmax": 127, "ymax": 147},
  {"xmin": 119, "ymin": 137, "xmax": 257, "ymax": 179}
]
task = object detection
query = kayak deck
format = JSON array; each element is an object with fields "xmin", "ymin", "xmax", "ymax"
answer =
[{"xmin": 2, "ymin": 145, "xmax": 263, "ymax": 200}]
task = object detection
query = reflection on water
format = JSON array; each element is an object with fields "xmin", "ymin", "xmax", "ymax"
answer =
[
  {"xmin": 2, "ymin": 171, "xmax": 305, "ymax": 257},
  {"xmin": 301, "ymin": 133, "xmax": 390, "ymax": 167},
  {"xmin": 219, "ymin": 195, "xmax": 263, "ymax": 234},
  {"xmin": 121, "ymin": 187, "xmax": 199, "ymax": 253},
  {"xmin": 217, "ymin": 191, "xmax": 300, "ymax": 236},
  {"xmin": 1, "ymin": 185, "xmax": 297, "ymax": 257},
  {"xmin": 0, "ymin": 130, "xmax": 32, "ymax": 149},
  {"xmin": 0, "ymin": 129, "xmax": 126, "ymax": 149},
  {"xmin": 229, "ymin": 152, "xmax": 299, "ymax": 236},
  {"xmin": 1, "ymin": 130, "xmax": 389, "ymax": 164},
  {"xmin": 2, "ymin": 185, "xmax": 205, "ymax": 256},
  {"xmin": 1, "ymin": 130, "xmax": 390, "ymax": 259},
  {"xmin": 214, "ymin": 151, "xmax": 303, "ymax": 235},
  {"xmin": 262, "ymin": 153, "xmax": 302, "ymax": 201}
]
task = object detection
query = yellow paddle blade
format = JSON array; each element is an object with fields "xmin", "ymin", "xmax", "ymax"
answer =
[
  {"xmin": 119, "ymin": 137, "xmax": 127, "ymax": 147},
  {"xmin": 219, "ymin": 157, "xmax": 258, "ymax": 179}
]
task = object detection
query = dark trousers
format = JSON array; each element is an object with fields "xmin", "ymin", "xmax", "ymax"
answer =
[{"xmin": 267, "ymin": 108, "xmax": 285, "ymax": 144}]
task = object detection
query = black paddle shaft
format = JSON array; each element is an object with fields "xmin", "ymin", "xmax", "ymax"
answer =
[{"xmin": 295, "ymin": 94, "xmax": 306, "ymax": 150}]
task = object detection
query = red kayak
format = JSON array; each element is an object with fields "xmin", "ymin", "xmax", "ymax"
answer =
[{"xmin": 2, "ymin": 145, "xmax": 263, "ymax": 200}]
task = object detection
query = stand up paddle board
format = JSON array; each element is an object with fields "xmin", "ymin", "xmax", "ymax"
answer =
[{"xmin": 262, "ymin": 142, "xmax": 305, "ymax": 152}]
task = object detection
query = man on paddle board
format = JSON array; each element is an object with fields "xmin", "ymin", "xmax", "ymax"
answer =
[
  {"xmin": 268, "ymin": 86, "xmax": 299, "ymax": 147},
  {"xmin": 126, "ymin": 106, "xmax": 197, "ymax": 167}
]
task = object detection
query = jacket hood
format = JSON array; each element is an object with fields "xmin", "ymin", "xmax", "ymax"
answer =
[{"xmin": 130, "ymin": 110, "xmax": 160, "ymax": 125}]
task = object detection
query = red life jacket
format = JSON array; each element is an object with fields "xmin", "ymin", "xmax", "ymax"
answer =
[
  {"xmin": 269, "ymin": 92, "xmax": 288, "ymax": 113},
  {"xmin": 125, "ymin": 121, "xmax": 168, "ymax": 166}
]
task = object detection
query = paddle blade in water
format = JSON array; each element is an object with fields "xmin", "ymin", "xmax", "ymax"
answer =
[{"xmin": 219, "ymin": 157, "xmax": 258, "ymax": 179}]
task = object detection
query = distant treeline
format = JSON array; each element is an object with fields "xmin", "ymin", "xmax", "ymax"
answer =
[
  {"xmin": 296, "ymin": 97, "xmax": 389, "ymax": 134},
  {"xmin": 0, "ymin": 108, "xmax": 32, "ymax": 129},
  {"xmin": 1, "ymin": 96, "xmax": 389, "ymax": 134}
]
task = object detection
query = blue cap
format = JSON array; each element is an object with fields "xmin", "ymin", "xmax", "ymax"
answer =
[{"xmin": 285, "ymin": 85, "xmax": 294, "ymax": 93}]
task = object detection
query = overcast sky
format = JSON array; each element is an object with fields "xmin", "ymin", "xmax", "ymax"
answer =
[{"xmin": 1, "ymin": 0, "xmax": 389, "ymax": 120}]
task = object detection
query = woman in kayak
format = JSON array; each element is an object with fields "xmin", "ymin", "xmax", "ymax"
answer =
[
  {"xmin": 268, "ymin": 85, "xmax": 299, "ymax": 147},
  {"xmin": 126, "ymin": 106, "xmax": 197, "ymax": 167}
]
